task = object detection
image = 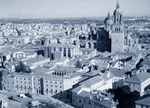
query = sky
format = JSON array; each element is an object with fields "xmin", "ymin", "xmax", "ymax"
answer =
[{"xmin": 0, "ymin": 0, "xmax": 150, "ymax": 19}]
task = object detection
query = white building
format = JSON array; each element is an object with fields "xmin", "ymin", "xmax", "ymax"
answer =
[{"xmin": 123, "ymin": 72, "xmax": 150, "ymax": 96}]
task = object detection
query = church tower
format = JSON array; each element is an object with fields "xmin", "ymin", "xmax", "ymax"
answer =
[
  {"xmin": 104, "ymin": 12, "xmax": 112, "ymax": 32},
  {"xmin": 110, "ymin": 1, "xmax": 125, "ymax": 53}
]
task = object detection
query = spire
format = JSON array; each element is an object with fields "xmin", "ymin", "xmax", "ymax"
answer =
[
  {"xmin": 116, "ymin": 0, "xmax": 120, "ymax": 9},
  {"xmin": 108, "ymin": 12, "xmax": 110, "ymax": 17}
]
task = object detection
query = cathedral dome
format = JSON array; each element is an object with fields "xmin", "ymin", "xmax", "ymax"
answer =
[
  {"xmin": 114, "ymin": 8, "xmax": 122, "ymax": 16},
  {"xmin": 104, "ymin": 13, "xmax": 112, "ymax": 23},
  {"xmin": 113, "ymin": 1, "xmax": 122, "ymax": 16}
]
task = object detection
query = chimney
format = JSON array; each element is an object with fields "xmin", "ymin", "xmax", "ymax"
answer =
[
  {"xmin": 90, "ymin": 95, "xmax": 92, "ymax": 100},
  {"xmin": 99, "ymin": 97, "xmax": 103, "ymax": 101}
]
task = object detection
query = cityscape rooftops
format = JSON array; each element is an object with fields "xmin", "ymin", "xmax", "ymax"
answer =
[
  {"xmin": 135, "ymin": 96, "xmax": 150, "ymax": 106},
  {"xmin": 83, "ymin": 70, "xmax": 101, "ymax": 77},
  {"xmin": 141, "ymin": 57, "xmax": 150, "ymax": 67},
  {"xmin": 44, "ymin": 43, "xmax": 77, "ymax": 48},
  {"xmin": 22, "ymin": 56, "xmax": 50, "ymax": 66},
  {"xmin": 109, "ymin": 68, "xmax": 126, "ymax": 78},
  {"xmin": 90, "ymin": 54, "xmax": 112, "ymax": 61},
  {"xmin": 54, "ymin": 65, "xmax": 80, "ymax": 74},
  {"xmin": 7, "ymin": 67, "xmax": 82, "ymax": 81},
  {"xmin": 73, "ymin": 90, "xmax": 116, "ymax": 108},
  {"xmin": 111, "ymin": 51, "xmax": 137, "ymax": 57},
  {"xmin": 31, "ymin": 66, "xmax": 52, "ymax": 75},
  {"xmin": 79, "ymin": 75, "xmax": 103, "ymax": 87},
  {"xmin": 124, "ymin": 72, "xmax": 150, "ymax": 84}
]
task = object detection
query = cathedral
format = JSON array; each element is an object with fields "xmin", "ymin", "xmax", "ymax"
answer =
[
  {"xmin": 79, "ymin": 1, "xmax": 139, "ymax": 53},
  {"xmin": 99, "ymin": 1, "xmax": 125, "ymax": 53}
]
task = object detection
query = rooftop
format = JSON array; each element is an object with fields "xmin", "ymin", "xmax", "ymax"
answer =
[
  {"xmin": 135, "ymin": 96, "xmax": 150, "ymax": 106},
  {"xmin": 77, "ymin": 90, "xmax": 116, "ymax": 108},
  {"xmin": 90, "ymin": 55, "xmax": 112, "ymax": 61},
  {"xmin": 54, "ymin": 65, "xmax": 80, "ymax": 74},
  {"xmin": 109, "ymin": 68, "xmax": 126, "ymax": 78},
  {"xmin": 44, "ymin": 43, "xmax": 77, "ymax": 48},
  {"xmin": 111, "ymin": 51, "xmax": 137, "ymax": 57},
  {"xmin": 22, "ymin": 56, "xmax": 49, "ymax": 66},
  {"xmin": 79, "ymin": 75, "xmax": 103, "ymax": 87},
  {"xmin": 124, "ymin": 72, "xmax": 150, "ymax": 84}
]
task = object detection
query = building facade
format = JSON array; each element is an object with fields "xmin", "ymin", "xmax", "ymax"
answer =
[
  {"xmin": 2, "ymin": 71, "xmax": 82, "ymax": 97},
  {"xmin": 104, "ymin": 1, "xmax": 125, "ymax": 53},
  {"xmin": 44, "ymin": 43, "xmax": 81, "ymax": 60}
]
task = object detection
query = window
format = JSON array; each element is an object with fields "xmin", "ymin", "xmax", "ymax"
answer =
[
  {"xmin": 89, "ymin": 100, "xmax": 91, "ymax": 104},
  {"xmin": 141, "ymin": 105, "xmax": 143, "ymax": 108},
  {"xmin": 79, "ymin": 99, "xmax": 81, "ymax": 103},
  {"xmin": 59, "ymin": 48, "xmax": 62, "ymax": 51},
  {"xmin": 64, "ymin": 48, "xmax": 66, "ymax": 57},
  {"xmin": 68, "ymin": 48, "xmax": 71, "ymax": 57},
  {"xmin": 54, "ymin": 47, "xmax": 56, "ymax": 51}
]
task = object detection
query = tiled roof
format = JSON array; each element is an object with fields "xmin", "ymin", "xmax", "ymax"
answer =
[
  {"xmin": 109, "ymin": 68, "xmax": 126, "ymax": 77},
  {"xmin": 90, "ymin": 55, "xmax": 112, "ymax": 61},
  {"xmin": 135, "ymin": 97, "xmax": 150, "ymax": 106},
  {"xmin": 141, "ymin": 58, "xmax": 150, "ymax": 67},
  {"xmin": 124, "ymin": 72, "xmax": 150, "ymax": 84},
  {"xmin": 111, "ymin": 52, "xmax": 137, "ymax": 57},
  {"xmin": 22, "ymin": 56, "xmax": 49, "ymax": 66},
  {"xmin": 77, "ymin": 90, "xmax": 116, "ymax": 108},
  {"xmin": 80, "ymin": 75, "xmax": 103, "ymax": 87},
  {"xmin": 124, "ymin": 75, "xmax": 140, "ymax": 84},
  {"xmin": 45, "ymin": 43, "xmax": 76, "ymax": 48}
]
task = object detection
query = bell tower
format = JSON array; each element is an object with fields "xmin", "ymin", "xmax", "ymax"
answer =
[
  {"xmin": 113, "ymin": 1, "xmax": 123, "ymax": 24},
  {"xmin": 110, "ymin": 0, "xmax": 125, "ymax": 53},
  {"xmin": 104, "ymin": 12, "xmax": 112, "ymax": 32}
]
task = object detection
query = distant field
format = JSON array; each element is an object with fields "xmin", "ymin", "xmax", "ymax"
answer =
[
  {"xmin": 0, "ymin": 17, "xmax": 150, "ymax": 26},
  {"xmin": 0, "ymin": 18, "xmax": 104, "ymax": 24}
]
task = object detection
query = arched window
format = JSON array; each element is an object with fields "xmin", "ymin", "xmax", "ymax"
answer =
[
  {"xmin": 88, "ymin": 43, "xmax": 91, "ymax": 48},
  {"xmin": 68, "ymin": 48, "xmax": 71, "ymax": 57},
  {"xmin": 120, "ymin": 15, "xmax": 122, "ymax": 23},
  {"xmin": 64, "ymin": 48, "xmax": 66, "ymax": 57}
]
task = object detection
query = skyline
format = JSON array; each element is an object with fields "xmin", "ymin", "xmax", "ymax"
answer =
[{"xmin": 0, "ymin": 0, "xmax": 150, "ymax": 19}]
